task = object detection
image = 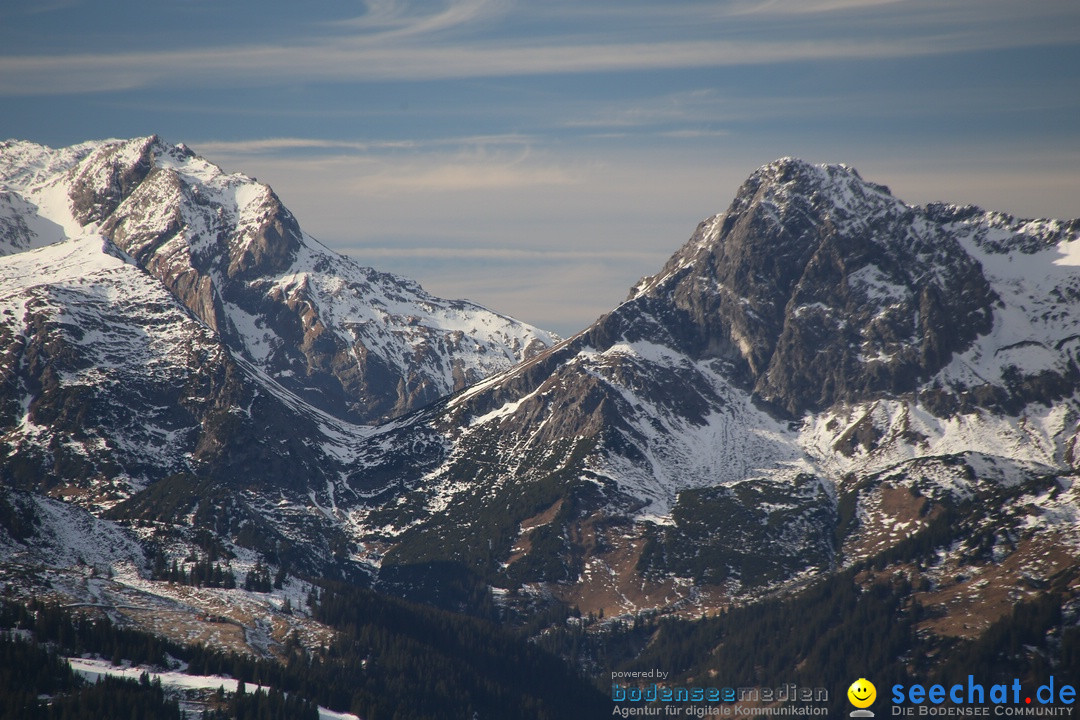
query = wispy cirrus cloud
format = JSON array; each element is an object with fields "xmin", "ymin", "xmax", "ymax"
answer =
[
  {"xmin": 193, "ymin": 138, "xmax": 412, "ymax": 155},
  {"xmin": 0, "ymin": 39, "xmax": 1008, "ymax": 95},
  {"xmin": 726, "ymin": 0, "xmax": 907, "ymax": 15},
  {"xmin": 196, "ymin": 139, "xmax": 580, "ymax": 197},
  {"xmin": 331, "ymin": 0, "xmax": 511, "ymax": 39},
  {"xmin": 337, "ymin": 245, "xmax": 662, "ymax": 262},
  {"xmin": 0, "ymin": 0, "xmax": 82, "ymax": 18},
  {"xmin": 2, "ymin": 0, "xmax": 1077, "ymax": 96},
  {"xmin": 193, "ymin": 133, "xmax": 534, "ymax": 156},
  {"xmin": 342, "ymin": 156, "xmax": 578, "ymax": 194}
]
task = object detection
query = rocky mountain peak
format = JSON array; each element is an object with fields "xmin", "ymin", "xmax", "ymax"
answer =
[
  {"xmin": 624, "ymin": 158, "xmax": 1000, "ymax": 415},
  {"xmin": 3, "ymin": 147, "xmax": 1079, "ymax": 636},
  {"xmin": 733, "ymin": 157, "xmax": 894, "ymax": 213},
  {"xmin": 0, "ymin": 136, "xmax": 557, "ymax": 425},
  {"xmin": 66, "ymin": 135, "xmax": 159, "ymax": 226},
  {"xmin": 339, "ymin": 159, "xmax": 1080, "ymax": 613},
  {"xmin": 97, "ymin": 136, "xmax": 302, "ymax": 282}
]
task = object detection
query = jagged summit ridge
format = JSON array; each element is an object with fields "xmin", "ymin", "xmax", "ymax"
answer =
[
  {"xmin": 3, "ymin": 149, "xmax": 1079, "ymax": 625},
  {"xmin": 328, "ymin": 159, "xmax": 1080, "ymax": 613},
  {"xmin": 0, "ymin": 136, "xmax": 557, "ymax": 423},
  {"xmin": 628, "ymin": 157, "xmax": 1079, "ymax": 415}
]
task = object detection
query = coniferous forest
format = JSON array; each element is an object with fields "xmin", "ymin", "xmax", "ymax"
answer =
[
  {"xmin": 0, "ymin": 631, "xmax": 184, "ymax": 720},
  {"xmin": 0, "ymin": 588, "xmax": 608, "ymax": 720}
]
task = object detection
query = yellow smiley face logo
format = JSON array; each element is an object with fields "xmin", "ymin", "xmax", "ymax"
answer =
[{"xmin": 847, "ymin": 678, "xmax": 876, "ymax": 708}]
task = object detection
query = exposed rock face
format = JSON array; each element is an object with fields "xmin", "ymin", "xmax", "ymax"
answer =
[
  {"xmin": 3, "ymin": 146, "xmax": 1080, "ymax": 623},
  {"xmin": 0, "ymin": 136, "xmax": 558, "ymax": 576},
  {"xmin": 0, "ymin": 236, "xmax": 343, "ymax": 506},
  {"xmin": 329, "ymin": 159, "xmax": 1080, "ymax": 614},
  {"xmin": 0, "ymin": 136, "xmax": 557, "ymax": 424},
  {"xmin": 67, "ymin": 136, "xmax": 157, "ymax": 226},
  {"xmin": 629, "ymin": 159, "xmax": 1001, "ymax": 415}
]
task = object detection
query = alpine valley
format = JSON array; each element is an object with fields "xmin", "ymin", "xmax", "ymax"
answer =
[{"xmin": 1, "ymin": 138, "xmax": 1079, "ymax": 719}]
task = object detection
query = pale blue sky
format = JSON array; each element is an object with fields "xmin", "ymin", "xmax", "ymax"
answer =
[{"xmin": 2, "ymin": 0, "xmax": 1078, "ymax": 335}]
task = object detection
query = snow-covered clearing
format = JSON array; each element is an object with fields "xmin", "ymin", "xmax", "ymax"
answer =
[{"xmin": 68, "ymin": 657, "xmax": 361, "ymax": 720}]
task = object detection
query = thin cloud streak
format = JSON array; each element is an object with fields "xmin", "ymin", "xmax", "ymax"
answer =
[
  {"xmin": 193, "ymin": 134, "xmax": 535, "ymax": 156},
  {"xmin": 331, "ymin": 0, "xmax": 511, "ymax": 39},
  {"xmin": 338, "ymin": 246, "xmax": 665, "ymax": 262},
  {"xmin": 2, "ymin": 23, "xmax": 1075, "ymax": 95},
  {"xmin": 198, "ymin": 140, "xmax": 584, "ymax": 195},
  {"xmin": 343, "ymin": 160, "xmax": 578, "ymax": 194},
  {"xmin": 8, "ymin": 0, "xmax": 82, "ymax": 16},
  {"xmin": 195, "ymin": 138, "xmax": 412, "ymax": 154},
  {"xmin": 728, "ymin": 0, "xmax": 907, "ymax": 15}
]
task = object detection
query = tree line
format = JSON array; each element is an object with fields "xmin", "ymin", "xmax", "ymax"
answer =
[{"xmin": 0, "ymin": 584, "xmax": 608, "ymax": 720}]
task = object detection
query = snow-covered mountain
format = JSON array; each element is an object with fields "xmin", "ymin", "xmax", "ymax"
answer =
[
  {"xmin": 0, "ymin": 136, "xmax": 556, "ymax": 425},
  {"xmin": 325, "ymin": 159, "xmax": 1080, "ymax": 621},
  {"xmin": 0, "ymin": 135, "xmax": 557, "ymax": 582},
  {"xmin": 3, "ymin": 149, "xmax": 1079, "ymax": 655}
]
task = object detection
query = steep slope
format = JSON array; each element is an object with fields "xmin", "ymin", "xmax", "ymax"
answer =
[
  {"xmin": 329, "ymin": 159, "xmax": 1080, "ymax": 620},
  {"xmin": 0, "ymin": 235, "xmax": 235, "ymax": 503},
  {"xmin": 0, "ymin": 137, "xmax": 556, "ymax": 424},
  {"xmin": 633, "ymin": 161, "xmax": 1080, "ymax": 418},
  {"xmin": 3, "ymin": 148, "xmax": 1078, "ymax": 658},
  {"xmin": 0, "ymin": 136, "xmax": 557, "ymax": 583},
  {"xmin": 631, "ymin": 160, "xmax": 998, "ymax": 415},
  {"xmin": 0, "ymin": 234, "xmax": 388, "ymax": 582}
]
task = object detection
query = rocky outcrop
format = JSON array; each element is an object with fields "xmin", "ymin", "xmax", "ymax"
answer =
[
  {"xmin": 632, "ymin": 159, "xmax": 1004, "ymax": 415},
  {"xmin": 66, "ymin": 136, "xmax": 157, "ymax": 226},
  {"xmin": 0, "ymin": 137, "xmax": 557, "ymax": 424},
  {"xmin": 5, "ymin": 146, "xmax": 1080, "ymax": 620},
  {"xmin": 337, "ymin": 159, "xmax": 1080, "ymax": 613}
]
